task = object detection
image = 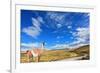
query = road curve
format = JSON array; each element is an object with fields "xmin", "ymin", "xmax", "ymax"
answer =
[{"xmin": 59, "ymin": 54, "xmax": 88, "ymax": 61}]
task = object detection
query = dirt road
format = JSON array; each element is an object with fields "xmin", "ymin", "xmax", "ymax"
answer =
[{"xmin": 59, "ymin": 54, "xmax": 88, "ymax": 61}]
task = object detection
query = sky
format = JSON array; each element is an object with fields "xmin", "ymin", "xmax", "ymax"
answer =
[{"xmin": 20, "ymin": 10, "xmax": 90, "ymax": 51}]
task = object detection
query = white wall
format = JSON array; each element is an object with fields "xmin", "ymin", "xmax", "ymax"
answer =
[{"xmin": 0, "ymin": 0, "xmax": 100, "ymax": 73}]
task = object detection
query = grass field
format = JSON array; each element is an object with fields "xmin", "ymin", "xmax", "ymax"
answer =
[{"xmin": 20, "ymin": 45, "xmax": 89, "ymax": 63}]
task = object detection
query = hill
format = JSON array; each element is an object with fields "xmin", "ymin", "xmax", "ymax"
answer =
[
  {"xmin": 70, "ymin": 45, "xmax": 90, "ymax": 60},
  {"xmin": 20, "ymin": 45, "xmax": 90, "ymax": 63}
]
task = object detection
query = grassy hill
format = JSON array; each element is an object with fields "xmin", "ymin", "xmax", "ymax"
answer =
[
  {"xmin": 20, "ymin": 45, "xmax": 90, "ymax": 63},
  {"xmin": 70, "ymin": 45, "xmax": 90, "ymax": 60}
]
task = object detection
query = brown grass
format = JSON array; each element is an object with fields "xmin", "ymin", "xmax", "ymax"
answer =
[{"xmin": 20, "ymin": 45, "xmax": 89, "ymax": 63}]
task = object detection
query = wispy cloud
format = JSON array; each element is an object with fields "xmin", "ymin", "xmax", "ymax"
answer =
[
  {"xmin": 56, "ymin": 24, "xmax": 62, "ymax": 28},
  {"xmin": 21, "ymin": 42, "xmax": 40, "ymax": 51},
  {"xmin": 46, "ymin": 12, "xmax": 66, "ymax": 23},
  {"xmin": 37, "ymin": 16, "xmax": 44, "ymax": 24},
  {"xmin": 22, "ymin": 17, "xmax": 44, "ymax": 38},
  {"xmin": 46, "ymin": 12, "xmax": 68, "ymax": 29},
  {"xmin": 67, "ymin": 26, "xmax": 72, "ymax": 29},
  {"xmin": 32, "ymin": 17, "xmax": 41, "ymax": 29},
  {"xmin": 21, "ymin": 42, "xmax": 39, "ymax": 48},
  {"xmin": 56, "ymin": 36, "xmax": 63, "ymax": 39},
  {"xmin": 49, "ymin": 42, "xmax": 88, "ymax": 50},
  {"xmin": 50, "ymin": 44, "xmax": 70, "ymax": 49},
  {"xmin": 70, "ymin": 27, "xmax": 89, "ymax": 46},
  {"xmin": 22, "ymin": 26, "xmax": 41, "ymax": 38},
  {"xmin": 45, "ymin": 12, "xmax": 74, "ymax": 34},
  {"xmin": 75, "ymin": 27, "xmax": 89, "ymax": 43}
]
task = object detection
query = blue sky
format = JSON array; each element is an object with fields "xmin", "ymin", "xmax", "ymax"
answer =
[{"xmin": 21, "ymin": 10, "xmax": 90, "ymax": 51}]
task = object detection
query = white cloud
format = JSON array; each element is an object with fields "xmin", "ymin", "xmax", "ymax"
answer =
[
  {"xmin": 83, "ymin": 13, "xmax": 90, "ymax": 18},
  {"xmin": 50, "ymin": 44, "xmax": 70, "ymax": 49},
  {"xmin": 56, "ymin": 36, "xmax": 63, "ymax": 39},
  {"xmin": 69, "ymin": 43, "xmax": 88, "ymax": 49},
  {"xmin": 50, "ymin": 42, "xmax": 89, "ymax": 50},
  {"xmin": 70, "ymin": 27, "xmax": 89, "ymax": 48},
  {"xmin": 67, "ymin": 26, "xmax": 72, "ymax": 29},
  {"xmin": 37, "ymin": 16, "xmax": 44, "ymax": 24},
  {"xmin": 21, "ymin": 42, "xmax": 39, "ymax": 48},
  {"xmin": 22, "ymin": 26, "xmax": 41, "ymax": 38},
  {"xmin": 22, "ymin": 17, "xmax": 43, "ymax": 38},
  {"xmin": 76, "ymin": 27, "xmax": 89, "ymax": 42},
  {"xmin": 46, "ymin": 12, "xmax": 66, "ymax": 23},
  {"xmin": 56, "ymin": 24, "xmax": 62, "ymax": 28},
  {"xmin": 46, "ymin": 12, "xmax": 73, "ymax": 30},
  {"xmin": 32, "ymin": 17, "xmax": 41, "ymax": 30},
  {"xmin": 21, "ymin": 42, "xmax": 40, "ymax": 51}
]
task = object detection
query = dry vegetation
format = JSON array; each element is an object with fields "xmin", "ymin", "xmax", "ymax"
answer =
[{"xmin": 20, "ymin": 45, "xmax": 89, "ymax": 63}]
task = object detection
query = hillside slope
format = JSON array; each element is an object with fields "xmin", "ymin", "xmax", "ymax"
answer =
[{"xmin": 20, "ymin": 45, "xmax": 90, "ymax": 63}]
